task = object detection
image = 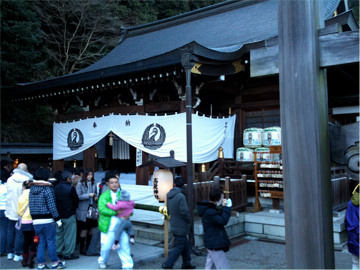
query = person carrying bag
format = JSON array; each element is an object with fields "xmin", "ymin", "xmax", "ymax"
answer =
[{"xmin": 76, "ymin": 168, "xmax": 98, "ymax": 255}]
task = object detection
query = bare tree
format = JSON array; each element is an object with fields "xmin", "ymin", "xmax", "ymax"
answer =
[{"xmin": 34, "ymin": 0, "xmax": 123, "ymax": 77}]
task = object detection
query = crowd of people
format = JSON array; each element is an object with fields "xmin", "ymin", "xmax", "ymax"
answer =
[
  {"xmin": 0, "ymin": 160, "xmax": 136, "ymax": 269},
  {"xmin": 1, "ymin": 158, "xmax": 257, "ymax": 270}
]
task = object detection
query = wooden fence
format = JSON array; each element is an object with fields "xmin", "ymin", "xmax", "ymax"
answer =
[{"xmin": 184, "ymin": 175, "xmax": 248, "ymax": 212}]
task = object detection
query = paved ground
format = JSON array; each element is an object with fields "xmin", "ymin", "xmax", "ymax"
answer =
[{"xmin": 0, "ymin": 236, "xmax": 353, "ymax": 269}]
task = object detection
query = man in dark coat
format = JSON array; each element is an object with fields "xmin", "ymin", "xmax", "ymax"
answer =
[
  {"xmin": 1, "ymin": 159, "xmax": 13, "ymax": 182},
  {"xmin": 162, "ymin": 177, "xmax": 196, "ymax": 269},
  {"xmin": 55, "ymin": 171, "xmax": 79, "ymax": 260},
  {"xmin": 197, "ymin": 186, "xmax": 231, "ymax": 269}
]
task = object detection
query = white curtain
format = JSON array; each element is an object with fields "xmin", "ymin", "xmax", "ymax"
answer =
[{"xmin": 53, "ymin": 112, "xmax": 236, "ymax": 163}]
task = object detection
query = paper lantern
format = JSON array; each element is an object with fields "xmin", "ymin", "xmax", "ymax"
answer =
[{"xmin": 153, "ymin": 169, "xmax": 173, "ymax": 202}]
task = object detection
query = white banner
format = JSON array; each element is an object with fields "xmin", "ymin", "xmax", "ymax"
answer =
[{"xmin": 53, "ymin": 113, "xmax": 235, "ymax": 163}]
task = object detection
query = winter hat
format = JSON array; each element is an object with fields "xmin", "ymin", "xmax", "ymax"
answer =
[{"xmin": 121, "ymin": 190, "xmax": 131, "ymax": 201}]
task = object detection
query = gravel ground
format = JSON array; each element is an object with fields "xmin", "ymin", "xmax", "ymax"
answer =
[{"xmin": 134, "ymin": 238, "xmax": 353, "ymax": 269}]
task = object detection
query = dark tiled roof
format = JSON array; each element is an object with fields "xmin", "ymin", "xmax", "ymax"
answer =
[
  {"xmin": 5, "ymin": 0, "xmax": 341, "ymax": 94},
  {"xmin": 78, "ymin": 0, "xmax": 340, "ymax": 74},
  {"xmin": 78, "ymin": 0, "xmax": 278, "ymax": 73}
]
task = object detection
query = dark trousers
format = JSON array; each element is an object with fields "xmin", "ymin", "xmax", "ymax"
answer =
[
  {"xmin": 164, "ymin": 234, "xmax": 191, "ymax": 268},
  {"xmin": 23, "ymin": 230, "xmax": 36, "ymax": 253},
  {"xmin": 6, "ymin": 219, "xmax": 24, "ymax": 255},
  {"xmin": 0, "ymin": 210, "xmax": 8, "ymax": 254}
]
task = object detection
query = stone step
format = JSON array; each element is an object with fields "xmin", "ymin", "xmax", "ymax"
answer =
[
  {"xmin": 133, "ymin": 237, "xmax": 162, "ymax": 246},
  {"xmin": 132, "ymin": 224, "xmax": 165, "ymax": 242}
]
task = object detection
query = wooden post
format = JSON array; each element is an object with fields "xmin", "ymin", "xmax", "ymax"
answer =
[
  {"xmin": 278, "ymin": 1, "xmax": 334, "ymax": 268},
  {"xmin": 136, "ymin": 152, "xmax": 149, "ymax": 185},
  {"xmin": 224, "ymin": 176, "xmax": 230, "ymax": 199},
  {"xmin": 164, "ymin": 196, "xmax": 169, "ymax": 257},
  {"xmin": 253, "ymin": 152, "xmax": 263, "ymax": 213},
  {"xmin": 214, "ymin": 176, "xmax": 220, "ymax": 187},
  {"xmin": 53, "ymin": 159, "xmax": 64, "ymax": 172},
  {"xmin": 83, "ymin": 146, "xmax": 95, "ymax": 171},
  {"xmin": 182, "ymin": 52, "xmax": 195, "ymax": 247}
]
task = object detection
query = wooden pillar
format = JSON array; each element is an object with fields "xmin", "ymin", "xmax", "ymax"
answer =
[
  {"xmin": 182, "ymin": 52, "xmax": 195, "ymax": 247},
  {"xmin": 83, "ymin": 146, "xmax": 96, "ymax": 171},
  {"xmin": 53, "ymin": 159, "xmax": 64, "ymax": 172},
  {"xmin": 278, "ymin": 1, "xmax": 334, "ymax": 268},
  {"xmin": 136, "ymin": 152, "xmax": 149, "ymax": 185},
  {"xmin": 224, "ymin": 176, "xmax": 230, "ymax": 199}
]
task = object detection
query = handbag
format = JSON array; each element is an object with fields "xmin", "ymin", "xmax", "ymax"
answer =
[
  {"xmin": 15, "ymin": 204, "xmax": 29, "ymax": 230},
  {"xmin": 87, "ymin": 202, "xmax": 99, "ymax": 220}
]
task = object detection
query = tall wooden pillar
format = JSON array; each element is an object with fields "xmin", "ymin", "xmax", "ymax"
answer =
[
  {"xmin": 83, "ymin": 146, "xmax": 96, "ymax": 171},
  {"xmin": 278, "ymin": 1, "xmax": 334, "ymax": 268},
  {"xmin": 53, "ymin": 159, "xmax": 64, "ymax": 172}
]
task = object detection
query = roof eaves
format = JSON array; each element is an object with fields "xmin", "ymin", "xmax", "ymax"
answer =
[
  {"xmin": 325, "ymin": 10, "xmax": 359, "ymax": 30},
  {"xmin": 191, "ymin": 40, "xmax": 266, "ymax": 61},
  {"xmin": 2, "ymin": 50, "xmax": 184, "ymax": 97}
]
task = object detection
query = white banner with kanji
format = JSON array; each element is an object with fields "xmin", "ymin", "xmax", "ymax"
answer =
[{"xmin": 53, "ymin": 113, "xmax": 235, "ymax": 163}]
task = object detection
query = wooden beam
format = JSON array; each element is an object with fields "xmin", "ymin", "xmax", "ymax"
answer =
[
  {"xmin": 56, "ymin": 105, "xmax": 143, "ymax": 122},
  {"xmin": 233, "ymin": 100, "xmax": 279, "ymax": 110},
  {"xmin": 144, "ymin": 101, "xmax": 181, "ymax": 113},
  {"xmin": 319, "ymin": 31, "xmax": 360, "ymax": 68},
  {"xmin": 250, "ymin": 30, "xmax": 359, "ymax": 78},
  {"xmin": 250, "ymin": 45, "xmax": 279, "ymax": 78}
]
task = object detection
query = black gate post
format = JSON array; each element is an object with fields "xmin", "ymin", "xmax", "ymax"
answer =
[{"xmin": 182, "ymin": 52, "xmax": 195, "ymax": 246}]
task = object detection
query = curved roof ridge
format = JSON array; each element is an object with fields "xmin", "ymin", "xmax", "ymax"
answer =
[{"xmin": 120, "ymin": 0, "xmax": 268, "ymax": 39}]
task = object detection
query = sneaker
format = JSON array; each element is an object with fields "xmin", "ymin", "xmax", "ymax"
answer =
[
  {"xmin": 51, "ymin": 262, "xmax": 66, "ymax": 269},
  {"xmin": 13, "ymin": 254, "xmax": 23, "ymax": 261},
  {"xmin": 7, "ymin": 253, "xmax": 14, "ymax": 260},
  {"xmin": 99, "ymin": 263, "xmax": 107, "ymax": 269},
  {"xmin": 129, "ymin": 237, "xmax": 135, "ymax": 245},
  {"xmin": 38, "ymin": 264, "xmax": 50, "ymax": 269},
  {"xmin": 111, "ymin": 243, "xmax": 120, "ymax": 250}
]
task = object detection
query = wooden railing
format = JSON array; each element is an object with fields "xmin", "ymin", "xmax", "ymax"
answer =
[
  {"xmin": 184, "ymin": 175, "xmax": 248, "ymax": 212},
  {"xmin": 198, "ymin": 159, "xmax": 255, "ymax": 182},
  {"xmin": 331, "ymin": 167, "xmax": 350, "ymax": 211}
]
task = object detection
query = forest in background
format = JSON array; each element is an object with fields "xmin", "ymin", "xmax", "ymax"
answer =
[
  {"xmin": 1, "ymin": 0, "xmax": 224, "ymax": 143},
  {"xmin": 1, "ymin": 0, "xmax": 358, "ymax": 143}
]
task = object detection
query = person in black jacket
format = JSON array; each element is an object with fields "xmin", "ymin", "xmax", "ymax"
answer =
[
  {"xmin": 197, "ymin": 186, "xmax": 231, "ymax": 269},
  {"xmin": 55, "ymin": 171, "xmax": 80, "ymax": 260},
  {"xmin": 162, "ymin": 177, "xmax": 196, "ymax": 269}
]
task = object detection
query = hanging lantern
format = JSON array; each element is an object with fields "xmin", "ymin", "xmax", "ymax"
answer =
[
  {"xmin": 95, "ymin": 149, "xmax": 98, "ymax": 158},
  {"xmin": 73, "ymin": 159, "xmax": 77, "ymax": 168},
  {"xmin": 109, "ymin": 132, "xmax": 114, "ymax": 146},
  {"xmin": 153, "ymin": 169, "xmax": 173, "ymax": 203},
  {"xmin": 13, "ymin": 159, "xmax": 19, "ymax": 169}
]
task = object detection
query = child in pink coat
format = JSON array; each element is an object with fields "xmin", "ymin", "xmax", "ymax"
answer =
[{"xmin": 106, "ymin": 190, "xmax": 135, "ymax": 249}]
